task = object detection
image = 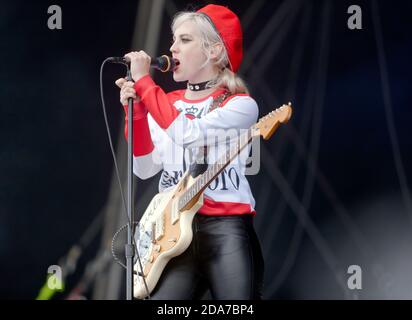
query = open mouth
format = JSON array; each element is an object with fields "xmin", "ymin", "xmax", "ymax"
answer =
[{"xmin": 172, "ymin": 58, "xmax": 180, "ymax": 71}]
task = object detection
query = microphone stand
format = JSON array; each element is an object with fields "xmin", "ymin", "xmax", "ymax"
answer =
[
  {"xmin": 113, "ymin": 56, "xmax": 175, "ymax": 299},
  {"xmin": 125, "ymin": 67, "xmax": 135, "ymax": 300}
]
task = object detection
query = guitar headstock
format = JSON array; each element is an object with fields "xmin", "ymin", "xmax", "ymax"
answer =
[{"xmin": 253, "ymin": 103, "xmax": 293, "ymax": 140}]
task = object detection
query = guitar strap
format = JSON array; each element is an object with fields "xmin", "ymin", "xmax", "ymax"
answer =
[{"xmin": 184, "ymin": 91, "xmax": 232, "ymax": 178}]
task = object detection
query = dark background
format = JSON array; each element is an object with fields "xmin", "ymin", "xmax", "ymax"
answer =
[{"xmin": 1, "ymin": 0, "xmax": 411, "ymax": 299}]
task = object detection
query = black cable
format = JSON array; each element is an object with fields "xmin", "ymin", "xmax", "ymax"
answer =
[
  {"xmin": 99, "ymin": 58, "xmax": 151, "ymax": 299},
  {"xmin": 111, "ymin": 222, "xmax": 138, "ymax": 270}
]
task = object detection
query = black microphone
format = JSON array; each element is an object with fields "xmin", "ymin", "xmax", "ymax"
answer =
[{"xmin": 108, "ymin": 55, "xmax": 178, "ymax": 72}]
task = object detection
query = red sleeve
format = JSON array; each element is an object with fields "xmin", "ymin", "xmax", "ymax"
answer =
[
  {"xmin": 123, "ymin": 101, "xmax": 154, "ymax": 157},
  {"xmin": 133, "ymin": 75, "xmax": 180, "ymax": 129}
]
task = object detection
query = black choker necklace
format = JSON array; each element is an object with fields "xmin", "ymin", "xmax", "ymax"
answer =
[{"xmin": 187, "ymin": 80, "xmax": 212, "ymax": 91}]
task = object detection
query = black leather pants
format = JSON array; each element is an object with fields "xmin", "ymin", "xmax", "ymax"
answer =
[{"xmin": 150, "ymin": 214, "xmax": 264, "ymax": 300}]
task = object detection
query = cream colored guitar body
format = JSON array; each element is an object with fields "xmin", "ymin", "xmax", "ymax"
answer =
[{"xmin": 133, "ymin": 176, "xmax": 203, "ymax": 299}]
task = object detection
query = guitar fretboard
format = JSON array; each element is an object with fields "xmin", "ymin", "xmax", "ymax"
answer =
[{"xmin": 178, "ymin": 127, "xmax": 254, "ymax": 210}]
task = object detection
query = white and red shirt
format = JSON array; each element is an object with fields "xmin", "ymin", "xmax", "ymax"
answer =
[{"xmin": 124, "ymin": 75, "xmax": 259, "ymax": 216}]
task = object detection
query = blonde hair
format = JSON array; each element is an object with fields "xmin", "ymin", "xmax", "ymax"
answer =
[{"xmin": 172, "ymin": 11, "xmax": 249, "ymax": 95}]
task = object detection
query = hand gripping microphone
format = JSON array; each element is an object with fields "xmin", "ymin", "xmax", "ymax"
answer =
[{"xmin": 108, "ymin": 55, "xmax": 178, "ymax": 72}]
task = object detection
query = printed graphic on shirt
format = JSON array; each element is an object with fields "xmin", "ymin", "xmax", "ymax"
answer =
[
  {"xmin": 177, "ymin": 104, "xmax": 207, "ymax": 120},
  {"xmin": 207, "ymin": 167, "xmax": 240, "ymax": 191},
  {"xmin": 160, "ymin": 170, "xmax": 183, "ymax": 189},
  {"xmin": 184, "ymin": 106, "xmax": 199, "ymax": 119},
  {"xmin": 160, "ymin": 166, "xmax": 241, "ymax": 193}
]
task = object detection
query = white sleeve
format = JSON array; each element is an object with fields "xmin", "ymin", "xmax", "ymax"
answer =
[
  {"xmin": 132, "ymin": 114, "xmax": 163, "ymax": 180},
  {"xmin": 164, "ymin": 95, "xmax": 259, "ymax": 148}
]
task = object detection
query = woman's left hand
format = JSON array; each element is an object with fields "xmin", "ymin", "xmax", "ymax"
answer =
[{"xmin": 124, "ymin": 50, "xmax": 151, "ymax": 82}]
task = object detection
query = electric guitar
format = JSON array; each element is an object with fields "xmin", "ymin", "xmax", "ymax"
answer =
[{"xmin": 133, "ymin": 103, "xmax": 293, "ymax": 299}]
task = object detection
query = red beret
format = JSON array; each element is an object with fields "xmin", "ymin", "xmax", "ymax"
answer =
[{"xmin": 197, "ymin": 4, "xmax": 243, "ymax": 73}]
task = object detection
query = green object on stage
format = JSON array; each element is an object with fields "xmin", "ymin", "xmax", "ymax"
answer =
[{"xmin": 36, "ymin": 274, "xmax": 65, "ymax": 300}]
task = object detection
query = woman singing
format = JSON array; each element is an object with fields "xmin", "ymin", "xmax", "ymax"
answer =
[{"xmin": 116, "ymin": 4, "xmax": 264, "ymax": 300}]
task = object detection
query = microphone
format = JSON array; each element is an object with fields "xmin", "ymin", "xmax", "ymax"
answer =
[{"xmin": 108, "ymin": 55, "xmax": 178, "ymax": 72}]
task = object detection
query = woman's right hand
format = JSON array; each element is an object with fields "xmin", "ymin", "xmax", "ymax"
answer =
[{"xmin": 115, "ymin": 78, "xmax": 140, "ymax": 105}]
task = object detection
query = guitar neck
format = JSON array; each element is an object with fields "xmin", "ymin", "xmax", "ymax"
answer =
[{"xmin": 178, "ymin": 127, "xmax": 254, "ymax": 211}]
